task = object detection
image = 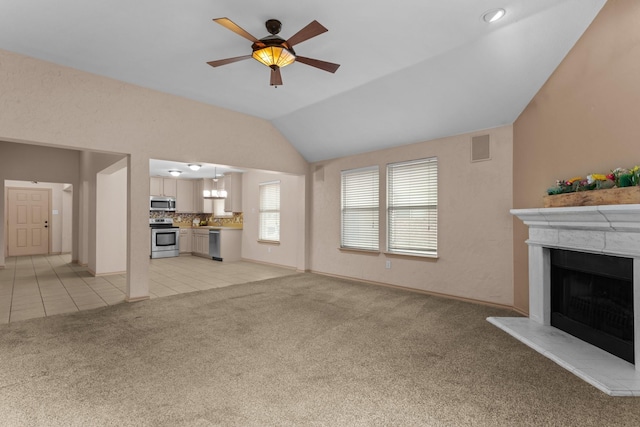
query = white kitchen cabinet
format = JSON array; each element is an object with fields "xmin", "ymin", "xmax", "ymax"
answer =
[
  {"xmin": 192, "ymin": 229, "xmax": 210, "ymax": 257},
  {"xmin": 223, "ymin": 172, "xmax": 243, "ymax": 213},
  {"xmin": 179, "ymin": 228, "xmax": 192, "ymax": 254},
  {"xmin": 150, "ymin": 177, "xmax": 177, "ymax": 197},
  {"xmin": 194, "ymin": 180, "xmax": 203, "ymax": 213},
  {"xmin": 176, "ymin": 179, "xmax": 195, "ymax": 212},
  {"xmin": 150, "ymin": 177, "xmax": 162, "ymax": 196}
]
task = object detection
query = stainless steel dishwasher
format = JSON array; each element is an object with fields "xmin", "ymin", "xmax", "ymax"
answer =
[{"xmin": 208, "ymin": 229, "xmax": 222, "ymax": 261}]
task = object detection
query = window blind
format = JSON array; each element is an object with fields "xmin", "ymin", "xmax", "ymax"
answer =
[
  {"xmin": 387, "ymin": 158, "xmax": 438, "ymax": 256},
  {"xmin": 259, "ymin": 181, "xmax": 280, "ymax": 242},
  {"xmin": 341, "ymin": 166, "xmax": 379, "ymax": 250}
]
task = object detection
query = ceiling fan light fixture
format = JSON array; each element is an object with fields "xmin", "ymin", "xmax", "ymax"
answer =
[
  {"xmin": 209, "ymin": 17, "xmax": 339, "ymax": 86},
  {"xmin": 252, "ymin": 45, "xmax": 296, "ymax": 69},
  {"xmin": 483, "ymin": 8, "xmax": 506, "ymax": 23}
]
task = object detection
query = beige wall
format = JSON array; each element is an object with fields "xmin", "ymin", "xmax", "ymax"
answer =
[
  {"xmin": 241, "ymin": 171, "xmax": 305, "ymax": 270},
  {"xmin": 512, "ymin": 0, "xmax": 640, "ymax": 313},
  {"xmin": 310, "ymin": 126, "xmax": 514, "ymax": 306},
  {"xmin": 0, "ymin": 49, "xmax": 308, "ymax": 299},
  {"xmin": 0, "ymin": 49, "xmax": 307, "ymax": 176}
]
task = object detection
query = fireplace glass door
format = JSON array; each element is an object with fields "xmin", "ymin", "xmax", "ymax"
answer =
[{"xmin": 550, "ymin": 249, "xmax": 634, "ymax": 364}]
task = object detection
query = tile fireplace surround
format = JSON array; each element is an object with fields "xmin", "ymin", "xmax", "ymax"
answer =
[{"xmin": 489, "ymin": 204, "xmax": 640, "ymax": 396}]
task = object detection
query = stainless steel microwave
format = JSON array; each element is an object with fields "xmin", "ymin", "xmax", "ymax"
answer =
[{"xmin": 150, "ymin": 196, "xmax": 176, "ymax": 212}]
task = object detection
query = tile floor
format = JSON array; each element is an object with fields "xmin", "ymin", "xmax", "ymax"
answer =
[{"xmin": 0, "ymin": 254, "xmax": 297, "ymax": 324}]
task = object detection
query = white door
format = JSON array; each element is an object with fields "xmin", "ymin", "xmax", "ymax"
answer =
[{"xmin": 7, "ymin": 188, "xmax": 50, "ymax": 256}]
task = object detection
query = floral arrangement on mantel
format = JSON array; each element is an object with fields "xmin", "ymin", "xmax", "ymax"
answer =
[
  {"xmin": 546, "ymin": 166, "xmax": 640, "ymax": 195},
  {"xmin": 543, "ymin": 166, "xmax": 640, "ymax": 208}
]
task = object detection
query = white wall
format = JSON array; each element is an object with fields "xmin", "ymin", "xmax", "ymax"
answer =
[
  {"xmin": 83, "ymin": 152, "xmax": 128, "ymax": 274},
  {"xmin": 62, "ymin": 185, "xmax": 73, "ymax": 253},
  {"xmin": 95, "ymin": 160, "xmax": 127, "ymax": 275}
]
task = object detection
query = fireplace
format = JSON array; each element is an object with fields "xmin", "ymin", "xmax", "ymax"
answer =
[
  {"xmin": 488, "ymin": 204, "xmax": 640, "ymax": 396},
  {"xmin": 550, "ymin": 249, "xmax": 634, "ymax": 363}
]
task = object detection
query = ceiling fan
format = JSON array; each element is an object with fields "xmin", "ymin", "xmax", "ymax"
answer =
[{"xmin": 207, "ymin": 17, "xmax": 340, "ymax": 87}]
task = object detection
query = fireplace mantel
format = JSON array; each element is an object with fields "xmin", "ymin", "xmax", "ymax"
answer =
[
  {"xmin": 488, "ymin": 204, "xmax": 640, "ymax": 396},
  {"xmin": 513, "ymin": 204, "xmax": 640, "ymax": 256}
]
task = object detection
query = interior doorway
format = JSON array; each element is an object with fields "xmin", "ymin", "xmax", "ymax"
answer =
[{"xmin": 5, "ymin": 181, "xmax": 74, "ymax": 258}]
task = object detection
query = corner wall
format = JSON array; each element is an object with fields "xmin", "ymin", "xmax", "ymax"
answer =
[
  {"xmin": 512, "ymin": 0, "xmax": 640, "ymax": 313},
  {"xmin": 241, "ymin": 171, "xmax": 305, "ymax": 270},
  {"xmin": 95, "ymin": 160, "xmax": 127, "ymax": 275},
  {"xmin": 309, "ymin": 125, "xmax": 514, "ymax": 306}
]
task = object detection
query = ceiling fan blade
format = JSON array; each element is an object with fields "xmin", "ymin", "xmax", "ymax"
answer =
[
  {"xmin": 213, "ymin": 17, "xmax": 260, "ymax": 43},
  {"xmin": 207, "ymin": 55, "xmax": 252, "ymax": 67},
  {"xmin": 270, "ymin": 67, "xmax": 283, "ymax": 86},
  {"xmin": 286, "ymin": 20, "xmax": 328, "ymax": 47},
  {"xmin": 295, "ymin": 56, "xmax": 340, "ymax": 73}
]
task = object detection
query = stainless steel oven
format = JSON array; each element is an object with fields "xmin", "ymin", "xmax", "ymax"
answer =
[{"xmin": 150, "ymin": 218, "xmax": 179, "ymax": 258}]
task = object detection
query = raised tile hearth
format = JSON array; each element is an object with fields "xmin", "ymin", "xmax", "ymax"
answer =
[{"xmin": 491, "ymin": 204, "xmax": 640, "ymax": 396}]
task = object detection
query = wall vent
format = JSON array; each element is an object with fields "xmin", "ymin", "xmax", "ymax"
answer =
[{"xmin": 471, "ymin": 134, "xmax": 491, "ymax": 162}]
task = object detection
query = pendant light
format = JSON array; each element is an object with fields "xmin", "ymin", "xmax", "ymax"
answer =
[{"xmin": 202, "ymin": 167, "xmax": 227, "ymax": 199}]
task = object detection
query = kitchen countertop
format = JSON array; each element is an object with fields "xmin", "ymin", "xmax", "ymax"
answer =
[{"xmin": 177, "ymin": 225, "xmax": 242, "ymax": 230}]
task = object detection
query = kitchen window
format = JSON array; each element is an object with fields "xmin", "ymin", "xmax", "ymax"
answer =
[
  {"xmin": 341, "ymin": 166, "xmax": 379, "ymax": 251},
  {"xmin": 387, "ymin": 157, "xmax": 438, "ymax": 257},
  {"xmin": 259, "ymin": 180, "xmax": 280, "ymax": 242}
]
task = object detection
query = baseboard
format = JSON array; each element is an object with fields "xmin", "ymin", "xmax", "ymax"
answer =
[
  {"xmin": 241, "ymin": 258, "xmax": 297, "ymax": 271},
  {"xmin": 87, "ymin": 268, "xmax": 127, "ymax": 277},
  {"xmin": 310, "ymin": 270, "xmax": 519, "ymax": 313},
  {"xmin": 511, "ymin": 306, "xmax": 529, "ymax": 317}
]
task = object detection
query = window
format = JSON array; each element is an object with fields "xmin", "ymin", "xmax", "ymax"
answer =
[
  {"xmin": 341, "ymin": 166, "xmax": 379, "ymax": 250},
  {"xmin": 259, "ymin": 181, "xmax": 280, "ymax": 242},
  {"xmin": 387, "ymin": 158, "xmax": 438, "ymax": 256}
]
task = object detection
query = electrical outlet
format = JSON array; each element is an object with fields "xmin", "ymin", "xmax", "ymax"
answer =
[
  {"xmin": 268, "ymin": 247, "xmax": 272, "ymax": 253},
  {"xmin": 385, "ymin": 260, "xmax": 391, "ymax": 269}
]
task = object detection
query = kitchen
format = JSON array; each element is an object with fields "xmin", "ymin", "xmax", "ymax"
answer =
[{"xmin": 149, "ymin": 160, "xmax": 244, "ymax": 263}]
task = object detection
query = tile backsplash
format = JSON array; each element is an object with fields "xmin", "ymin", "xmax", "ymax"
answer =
[{"xmin": 150, "ymin": 211, "xmax": 243, "ymax": 227}]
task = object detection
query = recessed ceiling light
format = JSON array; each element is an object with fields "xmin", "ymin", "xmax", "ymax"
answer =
[
  {"xmin": 483, "ymin": 8, "xmax": 506, "ymax": 23},
  {"xmin": 168, "ymin": 170, "xmax": 182, "ymax": 177},
  {"xmin": 188, "ymin": 164, "xmax": 201, "ymax": 171}
]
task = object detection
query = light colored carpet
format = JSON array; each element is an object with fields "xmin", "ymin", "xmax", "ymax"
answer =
[{"xmin": 1, "ymin": 273, "xmax": 640, "ymax": 426}]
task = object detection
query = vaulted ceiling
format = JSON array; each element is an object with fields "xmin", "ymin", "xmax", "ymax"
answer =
[{"xmin": 0, "ymin": 0, "xmax": 606, "ymax": 162}]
